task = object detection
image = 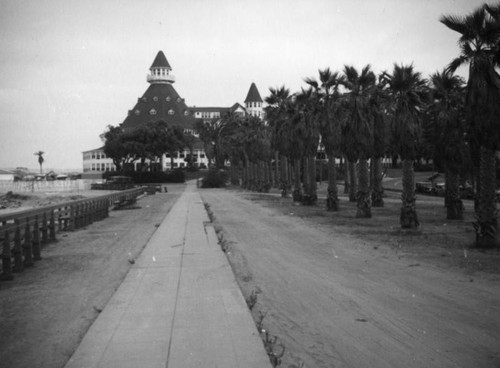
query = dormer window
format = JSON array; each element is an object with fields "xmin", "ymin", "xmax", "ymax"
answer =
[
  {"xmin": 142, "ymin": 97, "xmax": 147, "ymax": 102},
  {"xmin": 135, "ymin": 109, "xmax": 140, "ymax": 115},
  {"xmin": 184, "ymin": 110, "xmax": 189, "ymax": 116},
  {"xmin": 168, "ymin": 109, "xmax": 175, "ymax": 115},
  {"xmin": 166, "ymin": 96, "xmax": 171, "ymax": 102},
  {"xmin": 153, "ymin": 96, "xmax": 158, "ymax": 102},
  {"xmin": 177, "ymin": 97, "xmax": 181, "ymax": 102},
  {"xmin": 150, "ymin": 108, "xmax": 157, "ymax": 115}
]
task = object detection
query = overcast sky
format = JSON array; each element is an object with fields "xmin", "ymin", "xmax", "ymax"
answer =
[{"xmin": 0, "ymin": 0, "xmax": 486, "ymax": 171}]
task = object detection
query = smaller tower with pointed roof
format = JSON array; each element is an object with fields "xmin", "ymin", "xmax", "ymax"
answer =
[
  {"xmin": 147, "ymin": 50, "xmax": 175, "ymax": 84},
  {"xmin": 244, "ymin": 82, "xmax": 264, "ymax": 119}
]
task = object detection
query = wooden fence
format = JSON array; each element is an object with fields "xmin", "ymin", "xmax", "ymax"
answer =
[
  {"xmin": 0, "ymin": 187, "xmax": 146, "ymax": 281},
  {"xmin": 0, "ymin": 180, "xmax": 92, "ymax": 193}
]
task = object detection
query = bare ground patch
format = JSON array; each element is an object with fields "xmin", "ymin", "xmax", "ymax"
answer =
[
  {"xmin": 201, "ymin": 186, "xmax": 500, "ymax": 368},
  {"xmin": 0, "ymin": 185, "xmax": 184, "ymax": 368}
]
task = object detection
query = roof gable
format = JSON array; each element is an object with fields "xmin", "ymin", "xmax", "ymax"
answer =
[
  {"xmin": 120, "ymin": 83, "xmax": 195, "ymax": 131},
  {"xmin": 150, "ymin": 51, "xmax": 171, "ymax": 69},
  {"xmin": 244, "ymin": 82, "xmax": 263, "ymax": 103}
]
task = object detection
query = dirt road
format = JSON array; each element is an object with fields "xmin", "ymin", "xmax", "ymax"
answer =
[
  {"xmin": 201, "ymin": 188, "xmax": 500, "ymax": 368},
  {"xmin": 0, "ymin": 184, "xmax": 184, "ymax": 368}
]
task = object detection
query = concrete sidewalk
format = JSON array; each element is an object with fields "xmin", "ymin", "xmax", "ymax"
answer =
[{"xmin": 65, "ymin": 182, "xmax": 271, "ymax": 368}]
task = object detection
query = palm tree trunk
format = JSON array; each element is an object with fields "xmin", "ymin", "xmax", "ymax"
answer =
[
  {"xmin": 243, "ymin": 151, "xmax": 250, "ymax": 189},
  {"xmin": 293, "ymin": 159, "xmax": 302, "ymax": 202},
  {"xmin": 356, "ymin": 158, "xmax": 372, "ymax": 218},
  {"xmin": 302, "ymin": 156, "xmax": 310, "ymax": 202},
  {"xmin": 274, "ymin": 151, "xmax": 280, "ymax": 189},
  {"xmin": 343, "ymin": 155, "xmax": 349, "ymax": 194},
  {"xmin": 400, "ymin": 159, "xmax": 419, "ymax": 229},
  {"xmin": 371, "ymin": 157, "xmax": 384, "ymax": 207},
  {"xmin": 280, "ymin": 155, "xmax": 290, "ymax": 197},
  {"xmin": 445, "ymin": 168, "xmax": 463, "ymax": 220},
  {"xmin": 348, "ymin": 161, "xmax": 357, "ymax": 202},
  {"xmin": 268, "ymin": 160, "xmax": 273, "ymax": 192},
  {"xmin": 473, "ymin": 146, "xmax": 499, "ymax": 248},
  {"xmin": 310, "ymin": 156, "xmax": 317, "ymax": 204},
  {"xmin": 326, "ymin": 153, "xmax": 339, "ymax": 211}
]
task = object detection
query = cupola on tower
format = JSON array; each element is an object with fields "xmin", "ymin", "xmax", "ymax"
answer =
[
  {"xmin": 147, "ymin": 50, "xmax": 175, "ymax": 84},
  {"xmin": 244, "ymin": 82, "xmax": 264, "ymax": 118}
]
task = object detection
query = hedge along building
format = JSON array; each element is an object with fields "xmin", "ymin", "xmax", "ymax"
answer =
[{"xmin": 82, "ymin": 51, "xmax": 264, "ymax": 174}]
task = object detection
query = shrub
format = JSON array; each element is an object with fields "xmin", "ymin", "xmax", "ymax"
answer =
[
  {"xmin": 201, "ymin": 168, "xmax": 228, "ymax": 188},
  {"xmin": 102, "ymin": 169, "xmax": 185, "ymax": 183}
]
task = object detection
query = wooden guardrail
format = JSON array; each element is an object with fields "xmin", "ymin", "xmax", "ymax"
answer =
[{"xmin": 0, "ymin": 187, "xmax": 146, "ymax": 281}]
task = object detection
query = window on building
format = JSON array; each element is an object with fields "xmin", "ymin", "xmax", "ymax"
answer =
[
  {"xmin": 102, "ymin": 163, "xmax": 106, "ymax": 171},
  {"xmin": 135, "ymin": 109, "xmax": 140, "ymax": 115},
  {"xmin": 168, "ymin": 109, "xmax": 174, "ymax": 115},
  {"xmin": 166, "ymin": 96, "xmax": 171, "ymax": 102},
  {"xmin": 153, "ymin": 96, "xmax": 158, "ymax": 102},
  {"xmin": 150, "ymin": 108, "xmax": 157, "ymax": 115},
  {"xmin": 92, "ymin": 153, "xmax": 95, "ymax": 159}
]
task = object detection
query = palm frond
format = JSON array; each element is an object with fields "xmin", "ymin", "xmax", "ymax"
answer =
[
  {"xmin": 304, "ymin": 77, "xmax": 318, "ymax": 89},
  {"xmin": 440, "ymin": 14, "xmax": 469, "ymax": 35},
  {"xmin": 446, "ymin": 55, "xmax": 469, "ymax": 73}
]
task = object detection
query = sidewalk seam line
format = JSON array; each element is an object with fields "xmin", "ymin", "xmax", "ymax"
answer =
[{"xmin": 165, "ymin": 198, "xmax": 189, "ymax": 368}]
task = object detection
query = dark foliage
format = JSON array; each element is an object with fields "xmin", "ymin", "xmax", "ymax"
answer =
[
  {"xmin": 201, "ymin": 168, "xmax": 229, "ymax": 188},
  {"xmin": 103, "ymin": 169, "xmax": 185, "ymax": 183}
]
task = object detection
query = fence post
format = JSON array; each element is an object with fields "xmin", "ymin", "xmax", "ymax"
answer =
[
  {"xmin": 23, "ymin": 219, "xmax": 34, "ymax": 267},
  {"xmin": 49, "ymin": 210, "xmax": 56, "ymax": 242},
  {"xmin": 32, "ymin": 216, "xmax": 42, "ymax": 260},
  {"xmin": 69, "ymin": 204, "xmax": 76, "ymax": 231},
  {"xmin": 13, "ymin": 221, "xmax": 23, "ymax": 273},
  {"xmin": 41, "ymin": 212, "xmax": 48, "ymax": 244},
  {"xmin": 1, "ymin": 231, "xmax": 13, "ymax": 280}
]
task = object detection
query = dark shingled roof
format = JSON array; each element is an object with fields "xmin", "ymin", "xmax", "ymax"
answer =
[
  {"xmin": 120, "ymin": 83, "xmax": 196, "ymax": 131},
  {"xmin": 150, "ymin": 50, "xmax": 171, "ymax": 69},
  {"xmin": 244, "ymin": 82, "xmax": 263, "ymax": 103}
]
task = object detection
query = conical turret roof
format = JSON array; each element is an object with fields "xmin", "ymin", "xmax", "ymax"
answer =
[
  {"xmin": 150, "ymin": 51, "xmax": 171, "ymax": 69},
  {"xmin": 244, "ymin": 82, "xmax": 263, "ymax": 103}
]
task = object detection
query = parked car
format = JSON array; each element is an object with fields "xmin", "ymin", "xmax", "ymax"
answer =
[
  {"xmin": 415, "ymin": 181, "xmax": 445, "ymax": 196},
  {"xmin": 91, "ymin": 176, "xmax": 135, "ymax": 190}
]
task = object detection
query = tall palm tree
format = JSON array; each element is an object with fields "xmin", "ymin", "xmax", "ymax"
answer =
[
  {"xmin": 265, "ymin": 86, "xmax": 293, "ymax": 197},
  {"xmin": 294, "ymin": 88, "xmax": 320, "ymax": 205},
  {"xmin": 370, "ymin": 79, "xmax": 389, "ymax": 207},
  {"xmin": 341, "ymin": 65, "xmax": 376, "ymax": 218},
  {"xmin": 429, "ymin": 69, "xmax": 466, "ymax": 220},
  {"xmin": 441, "ymin": 5, "xmax": 500, "ymax": 247},
  {"xmin": 381, "ymin": 64, "xmax": 427, "ymax": 229},
  {"xmin": 34, "ymin": 151, "xmax": 44, "ymax": 174},
  {"xmin": 305, "ymin": 68, "xmax": 344, "ymax": 210}
]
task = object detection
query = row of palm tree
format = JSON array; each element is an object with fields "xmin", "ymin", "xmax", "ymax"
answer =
[
  {"xmin": 203, "ymin": 3, "xmax": 499, "ymax": 248},
  {"xmin": 441, "ymin": 3, "xmax": 500, "ymax": 248}
]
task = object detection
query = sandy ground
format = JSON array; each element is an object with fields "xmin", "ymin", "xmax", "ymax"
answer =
[
  {"xmin": 1, "ymin": 181, "xmax": 499, "ymax": 368},
  {"xmin": 0, "ymin": 184, "xmax": 185, "ymax": 368},
  {"xmin": 200, "ymin": 187, "xmax": 500, "ymax": 368}
]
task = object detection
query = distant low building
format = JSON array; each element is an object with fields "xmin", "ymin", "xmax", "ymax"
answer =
[
  {"xmin": 83, "ymin": 50, "xmax": 264, "ymax": 173},
  {"xmin": 82, "ymin": 147, "xmax": 115, "ymax": 173},
  {"xmin": 0, "ymin": 169, "xmax": 14, "ymax": 181}
]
